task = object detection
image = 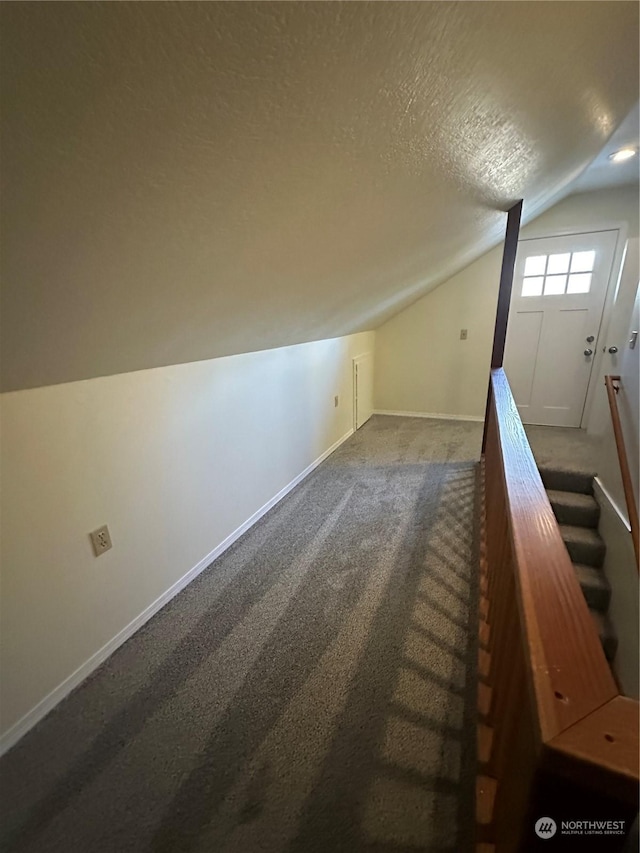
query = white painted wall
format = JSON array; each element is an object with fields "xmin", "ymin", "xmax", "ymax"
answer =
[
  {"xmin": 591, "ymin": 251, "xmax": 639, "ymax": 699},
  {"xmin": 374, "ymin": 249, "xmax": 502, "ymax": 419},
  {"xmin": 0, "ymin": 331, "xmax": 374, "ymax": 750},
  {"xmin": 589, "ymin": 241, "xmax": 639, "ymax": 514},
  {"xmin": 374, "ymin": 185, "xmax": 640, "ymax": 419},
  {"xmin": 595, "ymin": 481, "xmax": 639, "ymax": 698}
]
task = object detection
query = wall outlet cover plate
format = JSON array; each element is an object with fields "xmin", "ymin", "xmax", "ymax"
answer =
[{"xmin": 90, "ymin": 525, "xmax": 112, "ymax": 556}]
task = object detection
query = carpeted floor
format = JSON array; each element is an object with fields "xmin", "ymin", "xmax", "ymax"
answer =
[
  {"xmin": 0, "ymin": 415, "xmax": 481, "ymax": 853},
  {"xmin": 524, "ymin": 424, "xmax": 600, "ymax": 475}
]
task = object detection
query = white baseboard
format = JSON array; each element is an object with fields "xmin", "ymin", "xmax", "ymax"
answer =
[
  {"xmin": 0, "ymin": 428, "xmax": 354, "ymax": 757},
  {"xmin": 593, "ymin": 477, "xmax": 632, "ymax": 533},
  {"xmin": 373, "ymin": 409, "xmax": 483, "ymax": 423}
]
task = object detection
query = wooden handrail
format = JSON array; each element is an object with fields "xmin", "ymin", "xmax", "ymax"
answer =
[
  {"xmin": 477, "ymin": 368, "xmax": 639, "ymax": 851},
  {"xmin": 489, "ymin": 369, "xmax": 617, "ymax": 737},
  {"xmin": 604, "ymin": 374, "xmax": 639, "ymax": 569}
]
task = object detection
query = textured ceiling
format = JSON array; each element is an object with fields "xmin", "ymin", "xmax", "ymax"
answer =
[
  {"xmin": 569, "ymin": 101, "xmax": 639, "ymax": 195},
  {"xmin": 1, "ymin": 2, "xmax": 638, "ymax": 391}
]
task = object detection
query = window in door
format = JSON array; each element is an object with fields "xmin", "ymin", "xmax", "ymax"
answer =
[{"xmin": 521, "ymin": 250, "xmax": 596, "ymax": 297}]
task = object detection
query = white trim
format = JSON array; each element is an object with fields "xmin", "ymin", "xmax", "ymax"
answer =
[
  {"xmin": 373, "ymin": 409, "xmax": 483, "ymax": 422},
  {"xmin": 519, "ymin": 224, "xmax": 624, "ymax": 241},
  {"xmin": 352, "ymin": 358, "xmax": 358, "ymax": 433},
  {"xmin": 0, "ymin": 428, "xmax": 354, "ymax": 757},
  {"xmin": 593, "ymin": 476, "xmax": 632, "ymax": 533},
  {"xmin": 353, "ymin": 352, "xmax": 374, "ymax": 431},
  {"xmin": 582, "ymin": 225, "xmax": 629, "ymax": 430}
]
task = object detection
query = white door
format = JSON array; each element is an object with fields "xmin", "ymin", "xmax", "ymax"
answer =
[
  {"xmin": 505, "ymin": 230, "xmax": 618, "ymax": 427},
  {"xmin": 353, "ymin": 353, "xmax": 373, "ymax": 429}
]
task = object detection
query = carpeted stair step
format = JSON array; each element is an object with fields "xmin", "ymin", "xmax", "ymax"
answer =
[
  {"xmin": 590, "ymin": 609, "xmax": 618, "ymax": 662},
  {"xmin": 539, "ymin": 466, "xmax": 594, "ymax": 496},
  {"xmin": 574, "ymin": 563, "xmax": 611, "ymax": 612},
  {"xmin": 559, "ymin": 524, "xmax": 606, "ymax": 568},
  {"xmin": 547, "ymin": 489, "xmax": 600, "ymax": 528}
]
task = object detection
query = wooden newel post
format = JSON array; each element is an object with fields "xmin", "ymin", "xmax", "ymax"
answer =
[{"xmin": 482, "ymin": 200, "xmax": 523, "ymax": 453}]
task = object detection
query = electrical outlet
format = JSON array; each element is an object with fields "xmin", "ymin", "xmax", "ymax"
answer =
[
  {"xmin": 90, "ymin": 524, "xmax": 112, "ymax": 556},
  {"xmin": 460, "ymin": 329, "xmax": 468, "ymax": 340},
  {"xmin": 334, "ymin": 395, "xmax": 339, "ymax": 407}
]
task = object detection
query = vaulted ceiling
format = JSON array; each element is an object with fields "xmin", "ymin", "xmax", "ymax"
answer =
[{"xmin": 1, "ymin": 2, "xmax": 638, "ymax": 391}]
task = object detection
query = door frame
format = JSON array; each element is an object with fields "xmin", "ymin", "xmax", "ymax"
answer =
[
  {"xmin": 514, "ymin": 221, "xmax": 628, "ymax": 429},
  {"xmin": 352, "ymin": 352, "xmax": 373, "ymax": 431},
  {"xmin": 352, "ymin": 358, "xmax": 358, "ymax": 432}
]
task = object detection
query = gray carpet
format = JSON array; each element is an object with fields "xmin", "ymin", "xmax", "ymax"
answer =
[
  {"xmin": 524, "ymin": 424, "xmax": 600, "ymax": 476},
  {"xmin": 0, "ymin": 415, "xmax": 481, "ymax": 853}
]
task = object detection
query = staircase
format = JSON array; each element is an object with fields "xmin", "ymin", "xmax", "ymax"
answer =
[{"xmin": 539, "ymin": 466, "xmax": 618, "ymax": 662}]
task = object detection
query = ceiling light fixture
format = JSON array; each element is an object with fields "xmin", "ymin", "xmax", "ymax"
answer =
[{"xmin": 608, "ymin": 147, "xmax": 637, "ymax": 163}]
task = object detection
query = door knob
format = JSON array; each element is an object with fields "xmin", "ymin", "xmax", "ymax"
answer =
[
  {"xmin": 584, "ymin": 349, "xmax": 593, "ymax": 356},
  {"xmin": 608, "ymin": 346, "xmax": 618, "ymax": 354},
  {"xmin": 586, "ymin": 335, "xmax": 595, "ymax": 343}
]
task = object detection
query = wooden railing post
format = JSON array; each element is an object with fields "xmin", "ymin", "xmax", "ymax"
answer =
[
  {"xmin": 489, "ymin": 202, "xmax": 523, "ymax": 371},
  {"xmin": 482, "ymin": 200, "xmax": 523, "ymax": 453}
]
